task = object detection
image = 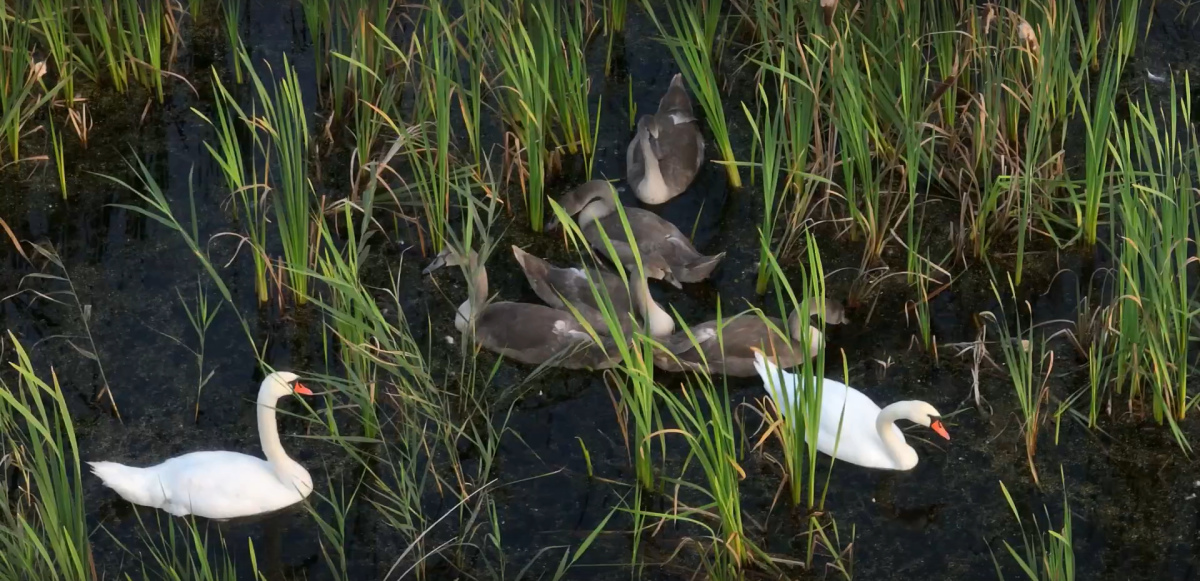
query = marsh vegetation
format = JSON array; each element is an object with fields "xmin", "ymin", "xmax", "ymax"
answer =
[{"xmin": 0, "ymin": 0, "xmax": 1197, "ymax": 579}]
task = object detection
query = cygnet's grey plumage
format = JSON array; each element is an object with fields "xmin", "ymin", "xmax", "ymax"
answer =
[
  {"xmin": 550, "ymin": 180, "xmax": 724, "ymax": 287},
  {"xmin": 626, "ymin": 74, "xmax": 705, "ymax": 205},
  {"xmin": 654, "ymin": 308, "xmax": 830, "ymax": 377},
  {"xmin": 510, "ymin": 246, "xmax": 675, "ymax": 338},
  {"xmin": 424, "ymin": 248, "xmax": 619, "ymax": 370}
]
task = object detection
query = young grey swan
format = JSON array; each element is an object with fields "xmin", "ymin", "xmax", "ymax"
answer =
[
  {"xmin": 424, "ymin": 247, "xmax": 619, "ymax": 370},
  {"xmin": 548, "ymin": 180, "xmax": 724, "ymax": 287},
  {"xmin": 627, "ymin": 74, "xmax": 705, "ymax": 205},
  {"xmin": 511, "ymin": 246, "xmax": 676, "ymax": 338},
  {"xmin": 653, "ymin": 309, "xmax": 827, "ymax": 377}
]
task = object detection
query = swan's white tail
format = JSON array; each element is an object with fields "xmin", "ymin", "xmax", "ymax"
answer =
[{"xmin": 88, "ymin": 461, "xmax": 166, "ymax": 509}]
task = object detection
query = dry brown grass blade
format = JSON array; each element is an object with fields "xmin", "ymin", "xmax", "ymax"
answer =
[{"xmin": 0, "ymin": 216, "xmax": 31, "ymax": 263}]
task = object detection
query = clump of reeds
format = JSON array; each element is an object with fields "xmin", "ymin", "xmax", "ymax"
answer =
[
  {"xmin": 743, "ymin": 81, "xmax": 786, "ymax": 294},
  {"xmin": 991, "ymin": 469, "xmax": 1074, "ymax": 579},
  {"xmin": 239, "ymin": 50, "xmax": 314, "ymax": 306},
  {"xmin": 2, "ymin": 11, "xmax": 64, "ymax": 166},
  {"xmin": 405, "ymin": 4, "xmax": 460, "ymax": 252},
  {"xmin": 984, "ymin": 274, "xmax": 1052, "ymax": 485},
  {"xmin": 1105, "ymin": 77, "xmax": 1196, "ymax": 451},
  {"xmin": 603, "ymin": 0, "xmax": 628, "ymax": 75},
  {"xmin": 223, "ymin": 0, "xmax": 245, "ymax": 82},
  {"xmin": 642, "ymin": 0, "xmax": 742, "ymax": 188},
  {"xmin": 121, "ymin": 511, "xmax": 244, "ymax": 580},
  {"xmin": 193, "ymin": 66, "xmax": 270, "ymax": 303},
  {"xmin": 644, "ymin": 358, "xmax": 760, "ymax": 575},
  {"xmin": 547, "ymin": 189, "xmax": 660, "ymax": 491},
  {"xmin": 549, "ymin": 0, "xmax": 598, "ymax": 171},
  {"xmin": 485, "ymin": 0, "xmax": 556, "ymax": 231},
  {"xmin": 0, "ymin": 335, "xmax": 92, "ymax": 581},
  {"xmin": 1071, "ymin": 0, "xmax": 1135, "ymax": 248}
]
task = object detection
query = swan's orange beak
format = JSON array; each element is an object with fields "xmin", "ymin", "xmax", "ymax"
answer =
[
  {"xmin": 293, "ymin": 383, "xmax": 313, "ymax": 396},
  {"xmin": 930, "ymin": 419, "xmax": 950, "ymax": 440}
]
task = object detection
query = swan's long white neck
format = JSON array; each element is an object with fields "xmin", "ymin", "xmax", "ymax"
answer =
[
  {"xmin": 787, "ymin": 311, "xmax": 824, "ymax": 357},
  {"xmin": 634, "ymin": 277, "xmax": 674, "ymax": 337},
  {"xmin": 457, "ymin": 257, "xmax": 488, "ymax": 333},
  {"xmin": 577, "ymin": 198, "xmax": 614, "ymax": 226},
  {"xmin": 257, "ymin": 390, "xmax": 300, "ymax": 479},
  {"xmin": 637, "ymin": 130, "xmax": 667, "ymax": 196},
  {"xmin": 876, "ymin": 403, "xmax": 919, "ymax": 470}
]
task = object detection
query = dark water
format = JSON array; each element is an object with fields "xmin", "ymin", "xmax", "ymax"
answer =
[{"xmin": 2, "ymin": 1, "xmax": 1199, "ymax": 579}]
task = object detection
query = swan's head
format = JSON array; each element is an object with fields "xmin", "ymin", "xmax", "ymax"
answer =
[
  {"xmin": 638, "ymin": 255, "xmax": 679, "ymax": 288},
  {"xmin": 424, "ymin": 247, "xmax": 475, "ymax": 274},
  {"xmin": 657, "ymin": 73, "xmax": 694, "ymax": 118},
  {"xmin": 261, "ymin": 371, "xmax": 313, "ymax": 401},
  {"xmin": 547, "ymin": 180, "xmax": 619, "ymax": 231},
  {"xmin": 637, "ymin": 115, "xmax": 661, "ymax": 140},
  {"xmin": 907, "ymin": 402, "xmax": 950, "ymax": 440}
]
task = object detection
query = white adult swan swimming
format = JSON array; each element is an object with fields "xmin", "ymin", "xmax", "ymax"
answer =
[
  {"xmin": 89, "ymin": 372, "xmax": 315, "ymax": 519},
  {"xmin": 752, "ymin": 349, "xmax": 949, "ymax": 470}
]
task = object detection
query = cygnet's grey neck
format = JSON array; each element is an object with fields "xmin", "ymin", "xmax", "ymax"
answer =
[{"xmin": 457, "ymin": 259, "xmax": 488, "ymax": 334}]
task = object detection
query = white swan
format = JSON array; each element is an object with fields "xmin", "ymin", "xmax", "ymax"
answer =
[
  {"xmin": 89, "ymin": 372, "xmax": 315, "ymax": 519},
  {"xmin": 752, "ymin": 349, "xmax": 949, "ymax": 470}
]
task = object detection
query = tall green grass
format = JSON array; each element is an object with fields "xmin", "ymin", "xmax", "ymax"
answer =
[
  {"xmin": 116, "ymin": 513, "xmax": 249, "ymax": 581},
  {"xmin": 1107, "ymin": 79, "xmax": 1197, "ymax": 450},
  {"xmin": 0, "ymin": 333, "xmax": 92, "ymax": 581},
  {"xmin": 1013, "ymin": 1, "xmax": 1074, "ymax": 285},
  {"xmin": 642, "ymin": 0, "xmax": 742, "ymax": 188},
  {"xmin": 1, "ymin": 10, "xmax": 65, "ymax": 167},
  {"xmin": 192, "ymin": 67, "xmax": 270, "ymax": 303},
  {"xmin": 991, "ymin": 469, "xmax": 1074, "ymax": 580},
  {"xmin": 222, "ymin": 0, "xmax": 244, "ymax": 82},
  {"xmin": 61, "ymin": 0, "xmax": 175, "ymax": 100},
  {"xmin": 485, "ymin": 0, "xmax": 555, "ymax": 231},
  {"xmin": 985, "ymin": 273, "xmax": 1051, "ymax": 485},
  {"xmin": 829, "ymin": 26, "xmax": 885, "ymax": 253},
  {"xmin": 1071, "ymin": 1, "xmax": 1134, "ymax": 247},
  {"xmin": 548, "ymin": 188, "xmax": 660, "ymax": 491},
  {"xmin": 549, "ymin": 0, "xmax": 597, "ymax": 167},
  {"xmin": 30, "ymin": 0, "xmax": 77, "ymax": 106},
  {"xmin": 553, "ymin": 187, "xmax": 763, "ymax": 571},
  {"xmin": 406, "ymin": 4, "xmax": 459, "ymax": 252},
  {"xmin": 756, "ymin": 231, "xmax": 848, "ymax": 570},
  {"xmin": 644, "ymin": 363, "xmax": 759, "ymax": 575},
  {"xmin": 239, "ymin": 50, "xmax": 314, "ymax": 306},
  {"xmin": 743, "ymin": 80, "xmax": 786, "ymax": 294},
  {"xmin": 603, "ymin": 0, "xmax": 628, "ymax": 75}
]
